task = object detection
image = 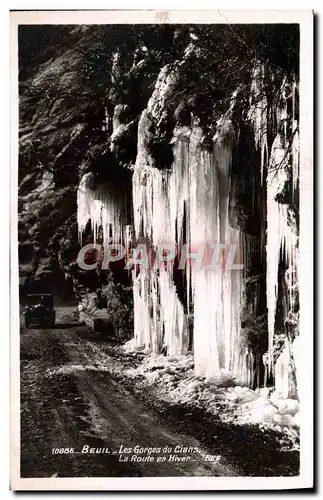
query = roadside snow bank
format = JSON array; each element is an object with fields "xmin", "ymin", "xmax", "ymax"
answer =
[{"xmin": 121, "ymin": 348, "xmax": 300, "ymax": 450}]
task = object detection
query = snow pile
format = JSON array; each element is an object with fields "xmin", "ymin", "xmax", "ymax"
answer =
[
  {"xmin": 77, "ymin": 292, "xmax": 111, "ymax": 331},
  {"xmin": 121, "ymin": 350, "xmax": 300, "ymax": 449},
  {"xmin": 232, "ymin": 388, "xmax": 300, "ymax": 450}
]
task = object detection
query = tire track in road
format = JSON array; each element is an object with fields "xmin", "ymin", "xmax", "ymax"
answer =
[
  {"xmin": 21, "ymin": 323, "xmax": 238, "ymax": 477},
  {"xmin": 48, "ymin": 327, "xmax": 238, "ymax": 477}
]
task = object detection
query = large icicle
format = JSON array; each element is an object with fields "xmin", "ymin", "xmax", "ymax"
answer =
[
  {"xmin": 132, "ymin": 80, "xmax": 248, "ymax": 380},
  {"xmin": 190, "ymin": 118, "xmax": 246, "ymax": 379},
  {"xmin": 132, "ymin": 109, "xmax": 189, "ymax": 356},
  {"xmin": 248, "ymin": 63, "xmax": 268, "ymax": 186}
]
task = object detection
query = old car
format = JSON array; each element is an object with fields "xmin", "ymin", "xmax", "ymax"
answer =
[{"xmin": 23, "ymin": 293, "xmax": 56, "ymax": 328}]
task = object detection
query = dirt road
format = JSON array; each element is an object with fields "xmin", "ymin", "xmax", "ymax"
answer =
[{"xmin": 20, "ymin": 308, "xmax": 239, "ymax": 478}]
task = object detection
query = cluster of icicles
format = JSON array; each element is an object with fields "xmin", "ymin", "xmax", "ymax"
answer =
[
  {"xmin": 77, "ymin": 173, "xmax": 131, "ymax": 247},
  {"xmin": 132, "ymin": 103, "xmax": 249, "ymax": 381},
  {"xmin": 249, "ymin": 65, "xmax": 299, "ymax": 377},
  {"xmin": 77, "ymin": 64, "xmax": 299, "ymax": 387}
]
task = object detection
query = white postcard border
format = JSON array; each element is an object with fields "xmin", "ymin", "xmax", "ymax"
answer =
[{"xmin": 10, "ymin": 9, "xmax": 314, "ymax": 491}]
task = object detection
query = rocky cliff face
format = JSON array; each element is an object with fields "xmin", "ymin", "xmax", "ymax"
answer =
[{"xmin": 18, "ymin": 24, "xmax": 300, "ymax": 395}]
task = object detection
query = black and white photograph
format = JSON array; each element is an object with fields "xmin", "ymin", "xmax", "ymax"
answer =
[{"xmin": 10, "ymin": 9, "xmax": 313, "ymax": 490}]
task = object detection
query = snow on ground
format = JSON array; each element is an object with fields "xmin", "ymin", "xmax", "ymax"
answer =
[{"xmin": 120, "ymin": 343, "xmax": 300, "ymax": 451}]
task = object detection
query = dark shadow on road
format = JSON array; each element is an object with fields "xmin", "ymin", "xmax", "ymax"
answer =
[{"xmin": 51, "ymin": 323, "xmax": 84, "ymax": 329}]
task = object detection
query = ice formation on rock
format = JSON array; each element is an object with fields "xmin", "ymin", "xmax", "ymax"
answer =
[
  {"xmin": 249, "ymin": 65, "xmax": 299, "ymax": 383},
  {"xmin": 267, "ymin": 85, "xmax": 299, "ymax": 371},
  {"xmin": 132, "ymin": 89, "xmax": 249, "ymax": 379},
  {"xmin": 77, "ymin": 172, "xmax": 129, "ymax": 246},
  {"xmin": 77, "ymin": 62, "xmax": 299, "ymax": 391}
]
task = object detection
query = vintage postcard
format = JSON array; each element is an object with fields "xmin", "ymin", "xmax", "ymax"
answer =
[{"xmin": 10, "ymin": 9, "xmax": 313, "ymax": 490}]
